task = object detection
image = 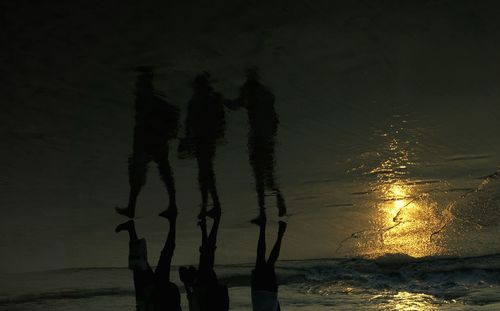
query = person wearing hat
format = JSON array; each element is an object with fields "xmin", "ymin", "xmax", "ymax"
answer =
[
  {"xmin": 178, "ymin": 71, "xmax": 226, "ymax": 219},
  {"xmin": 116, "ymin": 66, "xmax": 180, "ymax": 219}
]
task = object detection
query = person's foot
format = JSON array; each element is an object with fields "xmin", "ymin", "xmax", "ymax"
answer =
[
  {"xmin": 115, "ymin": 206, "xmax": 135, "ymax": 218},
  {"xmin": 278, "ymin": 220, "xmax": 287, "ymax": 235},
  {"xmin": 159, "ymin": 206, "xmax": 177, "ymax": 220},
  {"xmin": 206, "ymin": 207, "xmax": 221, "ymax": 219},
  {"xmin": 276, "ymin": 193, "xmax": 287, "ymax": 217},
  {"xmin": 251, "ymin": 212, "xmax": 267, "ymax": 226},
  {"xmin": 115, "ymin": 220, "xmax": 134, "ymax": 233}
]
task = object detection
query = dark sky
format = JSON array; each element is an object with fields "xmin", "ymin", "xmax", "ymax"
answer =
[{"xmin": 2, "ymin": 0, "xmax": 500, "ymax": 272}]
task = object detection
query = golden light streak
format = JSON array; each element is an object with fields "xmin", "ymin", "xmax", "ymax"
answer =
[
  {"xmin": 358, "ymin": 121, "xmax": 444, "ymax": 258},
  {"xmin": 373, "ymin": 291, "xmax": 441, "ymax": 310}
]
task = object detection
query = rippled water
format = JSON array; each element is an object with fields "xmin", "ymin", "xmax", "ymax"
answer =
[
  {"xmin": 3, "ymin": 254, "xmax": 500, "ymax": 310},
  {"xmin": 335, "ymin": 114, "xmax": 500, "ymax": 259}
]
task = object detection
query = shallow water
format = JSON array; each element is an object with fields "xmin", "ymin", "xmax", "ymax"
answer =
[{"xmin": 2, "ymin": 255, "xmax": 500, "ymax": 310}]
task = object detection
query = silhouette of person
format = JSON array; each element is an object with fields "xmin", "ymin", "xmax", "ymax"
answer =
[
  {"xmin": 251, "ymin": 214, "xmax": 287, "ymax": 311},
  {"xmin": 178, "ymin": 72, "xmax": 226, "ymax": 219},
  {"xmin": 226, "ymin": 68, "xmax": 287, "ymax": 221},
  {"xmin": 116, "ymin": 66, "xmax": 180, "ymax": 218},
  {"xmin": 179, "ymin": 214, "xmax": 229, "ymax": 311},
  {"xmin": 115, "ymin": 212, "xmax": 181, "ymax": 311}
]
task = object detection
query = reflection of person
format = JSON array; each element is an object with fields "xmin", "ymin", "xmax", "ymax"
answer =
[
  {"xmin": 115, "ymin": 213, "xmax": 181, "ymax": 311},
  {"xmin": 178, "ymin": 72, "xmax": 226, "ymax": 219},
  {"xmin": 226, "ymin": 68, "xmax": 286, "ymax": 221},
  {"xmin": 179, "ymin": 214, "xmax": 229, "ymax": 311},
  {"xmin": 116, "ymin": 66, "xmax": 179, "ymax": 218},
  {"xmin": 251, "ymin": 215, "xmax": 287, "ymax": 311}
]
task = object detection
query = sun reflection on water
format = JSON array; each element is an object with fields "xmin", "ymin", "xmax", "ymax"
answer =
[
  {"xmin": 358, "ymin": 117, "xmax": 445, "ymax": 258},
  {"xmin": 371, "ymin": 181, "xmax": 443, "ymax": 258},
  {"xmin": 372, "ymin": 291, "xmax": 441, "ymax": 311}
]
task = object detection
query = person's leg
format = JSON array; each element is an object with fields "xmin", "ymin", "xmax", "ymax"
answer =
[
  {"xmin": 154, "ymin": 211, "xmax": 177, "ymax": 284},
  {"xmin": 206, "ymin": 152, "xmax": 221, "ymax": 218},
  {"xmin": 197, "ymin": 156, "xmax": 210, "ymax": 219},
  {"xmin": 250, "ymin": 171, "xmax": 267, "ymax": 224},
  {"xmin": 254, "ymin": 214, "xmax": 267, "ymax": 268},
  {"xmin": 116, "ymin": 154, "xmax": 150, "ymax": 218},
  {"xmin": 132, "ymin": 268, "xmax": 152, "ymax": 307},
  {"xmin": 263, "ymin": 143, "xmax": 277, "ymax": 194},
  {"xmin": 267, "ymin": 221, "xmax": 287, "ymax": 266},
  {"xmin": 255, "ymin": 173, "xmax": 266, "ymax": 212},
  {"xmin": 264, "ymin": 170, "xmax": 287, "ymax": 217},
  {"xmin": 198, "ymin": 213, "xmax": 220, "ymax": 274},
  {"xmin": 116, "ymin": 220, "xmax": 154, "ymax": 305},
  {"xmin": 275, "ymin": 188, "xmax": 287, "ymax": 218},
  {"xmin": 249, "ymin": 138, "xmax": 267, "ymax": 221},
  {"xmin": 262, "ymin": 138, "xmax": 287, "ymax": 218},
  {"xmin": 250, "ymin": 166, "xmax": 266, "ymax": 223},
  {"xmin": 249, "ymin": 149, "xmax": 266, "ymax": 222},
  {"xmin": 197, "ymin": 216, "xmax": 210, "ymax": 273},
  {"xmin": 116, "ymin": 220, "xmax": 150, "ymax": 270},
  {"xmin": 208, "ymin": 185, "xmax": 221, "ymax": 217},
  {"xmin": 207, "ymin": 213, "xmax": 221, "ymax": 251},
  {"xmin": 154, "ymin": 146, "xmax": 177, "ymax": 218}
]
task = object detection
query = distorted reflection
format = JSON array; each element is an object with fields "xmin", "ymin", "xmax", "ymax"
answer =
[
  {"xmin": 374, "ymin": 291, "xmax": 440, "ymax": 311},
  {"xmin": 179, "ymin": 214, "xmax": 229, "ymax": 311},
  {"xmin": 115, "ymin": 214, "xmax": 181, "ymax": 311},
  {"xmin": 226, "ymin": 67, "xmax": 287, "ymax": 221},
  {"xmin": 251, "ymin": 211, "xmax": 287, "ymax": 311},
  {"xmin": 178, "ymin": 71, "xmax": 226, "ymax": 219},
  {"xmin": 116, "ymin": 66, "xmax": 180, "ymax": 218}
]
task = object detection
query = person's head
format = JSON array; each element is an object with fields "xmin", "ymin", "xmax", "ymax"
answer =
[
  {"xmin": 245, "ymin": 66, "xmax": 260, "ymax": 83},
  {"xmin": 191, "ymin": 71, "xmax": 214, "ymax": 92},
  {"xmin": 135, "ymin": 65, "xmax": 154, "ymax": 76},
  {"xmin": 135, "ymin": 66, "xmax": 155, "ymax": 92}
]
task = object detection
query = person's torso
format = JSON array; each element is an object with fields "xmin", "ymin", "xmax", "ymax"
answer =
[
  {"xmin": 135, "ymin": 94, "xmax": 180, "ymax": 139},
  {"xmin": 186, "ymin": 93, "xmax": 226, "ymax": 140},
  {"xmin": 243, "ymin": 85, "xmax": 279, "ymax": 138}
]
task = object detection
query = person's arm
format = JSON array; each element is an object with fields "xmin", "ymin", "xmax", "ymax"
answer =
[
  {"xmin": 177, "ymin": 100, "xmax": 197, "ymax": 159},
  {"xmin": 183, "ymin": 100, "xmax": 196, "ymax": 138},
  {"xmin": 223, "ymin": 86, "xmax": 248, "ymax": 110},
  {"xmin": 223, "ymin": 98, "xmax": 244, "ymax": 110}
]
